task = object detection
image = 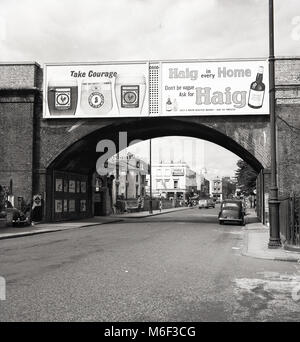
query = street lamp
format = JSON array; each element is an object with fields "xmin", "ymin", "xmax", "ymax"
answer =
[
  {"xmin": 268, "ymin": 0, "xmax": 281, "ymax": 248},
  {"xmin": 149, "ymin": 139, "xmax": 153, "ymax": 214}
]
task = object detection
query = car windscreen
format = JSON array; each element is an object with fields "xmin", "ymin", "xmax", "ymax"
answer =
[{"xmin": 222, "ymin": 202, "xmax": 240, "ymax": 209}]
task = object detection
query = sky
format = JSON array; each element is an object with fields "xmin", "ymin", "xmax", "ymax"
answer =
[{"xmin": 1, "ymin": 0, "xmax": 299, "ymax": 178}]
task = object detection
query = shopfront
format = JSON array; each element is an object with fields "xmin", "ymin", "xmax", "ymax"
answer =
[{"xmin": 52, "ymin": 171, "xmax": 91, "ymax": 221}]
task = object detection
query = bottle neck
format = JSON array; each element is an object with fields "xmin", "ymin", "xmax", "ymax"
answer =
[{"xmin": 256, "ymin": 73, "xmax": 263, "ymax": 83}]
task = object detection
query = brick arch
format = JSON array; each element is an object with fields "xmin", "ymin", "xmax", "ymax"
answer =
[{"xmin": 43, "ymin": 116, "xmax": 269, "ymax": 174}]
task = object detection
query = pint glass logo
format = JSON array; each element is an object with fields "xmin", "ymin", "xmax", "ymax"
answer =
[
  {"xmin": 121, "ymin": 85, "xmax": 139, "ymax": 108},
  {"xmin": 55, "ymin": 88, "xmax": 71, "ymax": 109},
  {"xmin": 88, "ymin": 92, "xmax": 104, "ymax": 108}
]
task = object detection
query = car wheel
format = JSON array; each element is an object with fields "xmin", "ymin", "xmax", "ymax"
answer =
[{"xmin": 219, "ymin": 220, "xmax": 223, "ymax": 225}]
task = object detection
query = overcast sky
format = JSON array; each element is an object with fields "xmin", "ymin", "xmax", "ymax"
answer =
[{"xmin": 1, "ymin": 0, "xmax": 299, "ymax": 178}]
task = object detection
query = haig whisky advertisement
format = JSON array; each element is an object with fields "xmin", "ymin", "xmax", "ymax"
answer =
[{"xmin": 161, "ymin": 59, "xmax": 269, "ymax": 116}]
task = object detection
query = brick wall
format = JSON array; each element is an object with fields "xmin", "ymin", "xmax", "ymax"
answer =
[
  {"xmin": 0, "ymin": 101, "xmax": 34, "ymax": 205},
  {"xmin": 0, "ymin": 63, "xmax": 39, "ymax": 207},
  {"xmin": 275, "ymin": 58, "xmax": 300, "ymax": 196}
]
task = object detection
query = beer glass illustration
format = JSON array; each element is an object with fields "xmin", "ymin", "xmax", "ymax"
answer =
[
  {"xmin": 80, "ymin": 81, "xmax": 113, "ymax": 115},
  {"xmin": 47, "ymin": 80, "xmax": 78, "ymax": 115},
  {"xmin": 115, "ymin": 75, "xmax": 146, "ymax": 115}
]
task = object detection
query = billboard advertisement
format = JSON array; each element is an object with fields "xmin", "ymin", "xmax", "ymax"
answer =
[
  {"xmin": 43, "ymin": 59, "xmax": 269, "ymax": 118},
  {"xmin": 43, "ymin": 61, "xmax": 149, "ymax": 118},
  {"xmin": 161, "ymin": 59, "xmax": 269, "ymax": 116}
]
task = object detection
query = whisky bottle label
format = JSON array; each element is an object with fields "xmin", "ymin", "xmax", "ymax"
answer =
[{"xmin": 248, "ymin": 89, "xmax": 264, "ymax": 107}]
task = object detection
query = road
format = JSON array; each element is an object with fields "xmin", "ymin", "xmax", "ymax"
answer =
[{"xmin": 0, "ymin": 207, "xmax": 300, "ymax": 322}]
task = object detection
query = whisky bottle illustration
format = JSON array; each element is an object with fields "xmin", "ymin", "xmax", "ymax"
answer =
[
  {"xmin": 248, "ymin": 66, "xmax": 265, "ymax": 109},
  {"xmin": 166, "ymin": 98, "xmax": 172, "ymax": 111}
]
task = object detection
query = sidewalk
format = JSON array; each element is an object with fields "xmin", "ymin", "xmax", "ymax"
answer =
[
  {"xmin": 242, "ymin": 211, "xmax": 300, "ymax": 262},
  {"xmin": 0, "ymin": 206, "xmax": 192, "ymax": 240},
  {"xmin": 112, "ymin": 205, "xmax": 191, "ymax": 219},
  {"xmin": 0, "ymin": 216, "xmax": 122, "ymax": 240}
]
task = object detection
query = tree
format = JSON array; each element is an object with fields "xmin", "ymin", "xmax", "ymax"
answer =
[
  {"xmin": 235, "ymin": 160, "xmax": 257, "ymax": 196},
  {"xmin": 0, "ymin": 185, "xmax": 6, "ymax": 212}
]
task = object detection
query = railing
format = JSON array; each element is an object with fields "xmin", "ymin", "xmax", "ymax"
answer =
[{"xmin": 279, "ymin": 194, "xmax": 300, "ymax": 249}]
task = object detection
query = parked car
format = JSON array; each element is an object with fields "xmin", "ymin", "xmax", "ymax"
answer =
[
  {"xmin": 199, "ymin": 198, "xmax": 215, "ymax": 209},
  {"xmin": 218, "ymin": 200, "xmax": 245, "ymax": 225},
  {"xmin": 8, "ymin": 208, "xmax": 31, "ymax": 227}
]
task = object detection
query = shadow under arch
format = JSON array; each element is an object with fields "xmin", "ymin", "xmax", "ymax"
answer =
[{"xmin": 48, "ymin": 117, "xmax": 264, "ymax": 174}]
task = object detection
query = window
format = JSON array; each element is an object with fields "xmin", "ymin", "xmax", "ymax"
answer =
[
  {"xmin": 136, "ymin": 174, "xmax": 139, "ymax": 183},
  {"xmin": 80, "ymin": 200, "xmax": 86, "ymax": 212},
  {"xmin": 174, "ymin": 180, "xmax": 178, "ymax": 189},
  {"xmin": 69, "ymin": 180, "xmax": 76, "ymax": 193},
  {"xmin": 81, "ymin": 181, "xmax": 86, "ymax": 193},
  {"xmin": 69, "ymin": 200, "xmax": 75, "ymax": 212},
  {"xmin": 64, "ymin": 200, "xmax": 68, "ymax": 212},
  {"xmin": 63, "ymin": 180, "xmax": 68, "ymax": 192},
  {"xmin": 55, "ymin": 200, "xmax": 62, "ymax": 213},
  {"xmin": 55, "ymin": 179, "xmax": 63, "ymax": 192},
  {"xmin": 136, "ymin": 185, "xmax": 139, "ymax": 198}
]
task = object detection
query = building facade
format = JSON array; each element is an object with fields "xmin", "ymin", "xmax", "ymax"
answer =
[{"xmin": 149, "ymin": 162, "xmax": 197, "ymax": 200}]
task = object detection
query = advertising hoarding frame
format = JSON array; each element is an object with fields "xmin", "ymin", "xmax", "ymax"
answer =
[{"xmin": 43, "ymin": 58, "xmax": 270, "ymax": 119}]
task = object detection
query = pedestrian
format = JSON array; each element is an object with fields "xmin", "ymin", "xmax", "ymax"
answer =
[
  {"xmin": 159, "ymin": 195, "xmax": 162, "ymax": 212},
  {"xmin": 137, "ymin": 196, "xmax": 142, "ymax": 212}
]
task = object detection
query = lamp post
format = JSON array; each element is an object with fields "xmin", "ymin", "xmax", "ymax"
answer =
[
  {"xmin": 149, "ymin": 139, "xmax": 153, "ymax": 214},
  {"xmin": 268, "ymin": 0, "xmax": 281, "ymax": 248}
]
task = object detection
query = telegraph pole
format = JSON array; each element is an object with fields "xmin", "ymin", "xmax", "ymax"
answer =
[{"xmin": 268, "ymin": 0, "xmax": 281, "ymax": 248}]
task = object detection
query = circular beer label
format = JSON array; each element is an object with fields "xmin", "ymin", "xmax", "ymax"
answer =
[
  {"xmin": 57, "ymin": 93, "xmax": 70, "ymax": 106},
  {"xmin": 124, "ymin": 91, "xmax": 137, "ymax": 104},
  {"xmin": 88, "ymin": 92, "xmax": 104, "ymax": 108}
]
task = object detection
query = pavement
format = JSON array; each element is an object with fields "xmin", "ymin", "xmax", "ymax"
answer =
[
  {"xmin": 242, "ymin": 209, "xmax": 300, "ymax": 262},
  {"xmin": 0, "ymin": 206, "xmax": 190, "ymax": 240},
  {"xmin": 111, "ymin": 205, "xmax": 190, "ymax": 218}
]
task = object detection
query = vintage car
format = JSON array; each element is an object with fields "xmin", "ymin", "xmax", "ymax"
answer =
[
  {"xmin": 218, "ymin": 200, "xmax": 245, "ymax": 225},
  {"xmin": 8, "ymin": 208, "xmax": 31, "ymax": 227},
  {"xmin": 199, "ymin": 198, "xmax": 215, "ymax": 209}
]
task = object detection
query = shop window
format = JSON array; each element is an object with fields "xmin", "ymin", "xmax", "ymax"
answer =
[
  {"xmin": 69, "ymin": 180, "xmax": 76, "ymax": 193},
  {"xmin": 55, "ymin": 179, "xmax": 63, "ymax": 192},
  {"xmin": 55, "ymin": 200, "xmax": 63, "ymax": 213},
  {"xmin": 81, "ymin": 181, "xmax": 86, "ymax": 193},
  {"xmin": 80, "ymin": 200, "xmax": 86, "ymax": 212},
  {"xmin": 63, "ymin": 179, "xmax": 68, "ymax": 192},
  {"xmin": 64, "ymin": 199, "xmax": 68, "ymax": 212},
  {"xmin": 69, "ymin": 200, "xmax": 75, "ymax": 212}
]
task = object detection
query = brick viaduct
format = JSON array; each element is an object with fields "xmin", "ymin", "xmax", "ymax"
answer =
[{"xmin": 0, "ymin": 58, "xmax": 299, "ymax": 222}]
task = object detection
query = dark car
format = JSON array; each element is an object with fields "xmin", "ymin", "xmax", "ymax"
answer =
[
  {"xmin": 7, "ymin": 208, "xmax": 31, "ymax": 227},
  {"xmin": 218, "ymin": 200, "xmax": 245, "ymax": 225}
]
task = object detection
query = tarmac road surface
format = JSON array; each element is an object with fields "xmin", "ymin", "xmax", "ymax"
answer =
[{"xmin": 0, "ymin": 207, "xmax": 300, "ymax": 321}]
